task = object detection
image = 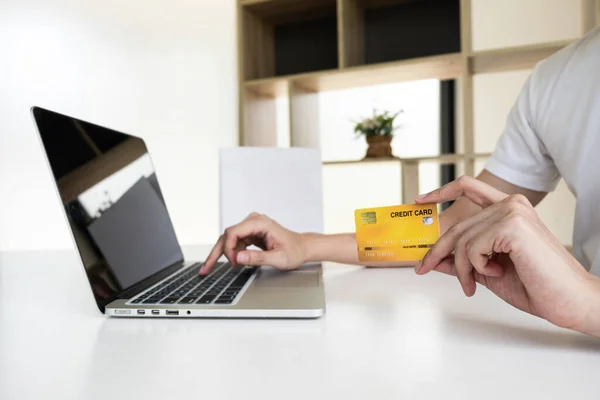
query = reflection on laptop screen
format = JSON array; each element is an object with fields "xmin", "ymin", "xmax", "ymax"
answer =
[{"xmin": 32, "ymin": 107, "xmax": 184, "ymax": 309}]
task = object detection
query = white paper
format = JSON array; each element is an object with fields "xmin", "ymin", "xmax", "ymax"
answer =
[{"xmin": 219, "ymin": 147, "xmax": 324, "ymax": 235}]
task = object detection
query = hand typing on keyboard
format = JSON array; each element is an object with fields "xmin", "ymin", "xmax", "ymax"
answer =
[
  {"xmin": 200, "ymin": 213, "xmax": 308, "ymax": 275},
  {"xmin": 132, "ymin": 263, "xmax": 256, "ymax": 305}
]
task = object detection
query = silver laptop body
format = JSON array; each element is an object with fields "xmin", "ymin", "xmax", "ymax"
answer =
[{"xmin": 31, "ymin": 106, "xmax": 325, "ymax": 318}]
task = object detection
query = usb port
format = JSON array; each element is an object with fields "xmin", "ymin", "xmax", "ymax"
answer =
[
  {"xmin": 151, "ymin": 310, "xmax": 160, "ymax": 315},
  {"xmin": 137, "ymin": 310, "xmax": 145, "ymax": 315},
  {"xmin": 166, "ymin": 310, "xmax": 179, "ymax": 316}
]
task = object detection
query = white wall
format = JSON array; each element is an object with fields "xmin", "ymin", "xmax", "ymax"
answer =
[{"xmin": 0, "ymin": 0, "xmax": 238, "ymax": 251}]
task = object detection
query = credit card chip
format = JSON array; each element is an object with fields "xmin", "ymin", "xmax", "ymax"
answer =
[{"xmin": 360, "ymin": 212, "xmax": 377, "ymax": 225}]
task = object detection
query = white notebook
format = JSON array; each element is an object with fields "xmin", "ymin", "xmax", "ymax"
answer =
[{"xmin": 219, "ymin": 147, "xmax": 324, "ymax": 235}]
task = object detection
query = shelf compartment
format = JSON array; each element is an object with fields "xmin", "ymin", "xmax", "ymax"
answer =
[
  {"xmin": 241, "ymin": 0, "xmax": 338, "ymax": 80},
  {"xmin": 337, "ymin": 0, "xmax": 461, "ymax": 68},
  {"xmin": 362, "ymin": 0, "xmax": 461, "ymax": 65},
  {"xmin": 274, "ymin": 15, "xmax": 339, "ymax": 76}
]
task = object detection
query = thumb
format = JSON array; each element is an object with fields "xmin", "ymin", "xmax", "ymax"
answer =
[{"xmin": 237, "ymin": 249, "xmax": 287, "ymax": 268}]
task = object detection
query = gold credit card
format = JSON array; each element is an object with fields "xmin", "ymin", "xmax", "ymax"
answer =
[{"xmin": 354, "ymin": 203, "xmax": 440, "ymax": 262}]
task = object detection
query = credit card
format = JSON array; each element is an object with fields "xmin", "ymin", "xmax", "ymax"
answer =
[{"xmin": 354, "ymin": 203, "xmax": 440, "ymax": 262}]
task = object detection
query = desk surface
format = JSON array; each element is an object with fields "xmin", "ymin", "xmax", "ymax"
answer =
[{"xmin": 1, "ymin": 246, "xmax": 599, "ymax": 400}]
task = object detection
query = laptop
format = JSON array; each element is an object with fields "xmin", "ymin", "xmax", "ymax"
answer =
[{"xmin": 31, "ymin": 106, "xmax": 325, "ymax": 318}]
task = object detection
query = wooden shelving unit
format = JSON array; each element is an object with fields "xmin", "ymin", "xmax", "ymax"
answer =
[{"xmin": 237, "ymin": 0, "xmax": 599, "ymax": 201}]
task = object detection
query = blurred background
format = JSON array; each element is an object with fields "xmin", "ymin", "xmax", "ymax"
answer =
[{"xmin": 1, "ymin": 0, "xmax": 595, "ymax": 252}]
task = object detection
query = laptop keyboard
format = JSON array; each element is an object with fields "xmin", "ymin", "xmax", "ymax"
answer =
[{"xmin": 130, "ymin": 262, "xmax": 256, "ymax": 305}]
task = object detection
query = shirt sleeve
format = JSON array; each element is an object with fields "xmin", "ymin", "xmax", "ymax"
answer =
[{"xmin": 484, "ymin": 72, "xmax": 560, "ymax": 193}]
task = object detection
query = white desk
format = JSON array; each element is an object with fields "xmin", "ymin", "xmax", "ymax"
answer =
[{"xmin": 1, "ymin": 246, "xmax": 599, "ymax": 400}]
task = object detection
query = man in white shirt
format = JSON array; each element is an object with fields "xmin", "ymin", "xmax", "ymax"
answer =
[{"xmin": 201, "ymin": 27, "xmax": 600, "ymax": 337}]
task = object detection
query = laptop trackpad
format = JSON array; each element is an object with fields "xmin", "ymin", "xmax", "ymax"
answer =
[{"xmin": 255, "ymin": 267, "xmax": 319, "ymax": 287}]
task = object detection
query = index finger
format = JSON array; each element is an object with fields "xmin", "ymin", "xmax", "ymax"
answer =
[
  {"xmin": 415, "ymin": 176, "xmax": 507, "ymax": 208},
  {"xmin": 199, "ymin": 235, "xmax": 224, "ymax": 275}
]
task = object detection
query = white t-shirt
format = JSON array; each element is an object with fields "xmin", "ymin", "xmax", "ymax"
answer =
[{"xmin": 485, "ymin": 26, "xmax": 600, "ymax": 276}]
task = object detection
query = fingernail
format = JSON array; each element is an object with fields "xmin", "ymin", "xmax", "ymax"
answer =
[
  {"xmin": 414, "ymin": 261, "xmax": 422, "ymax": 273},
  {"xmin": 199, "ymin": 266, "xmax": 206, "ymax": 275},
  {"xmin": 414, "ymin": 193, "xmax": 427, "ymax": 201},
  {"xmin": 237, "ymin": 252, "xmax": 249, "ymax": 264}
]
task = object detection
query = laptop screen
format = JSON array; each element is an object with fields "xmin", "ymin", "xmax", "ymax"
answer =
[{"xmin": 32, "ymin": 107, "xmax": 184, "ymax": 310}]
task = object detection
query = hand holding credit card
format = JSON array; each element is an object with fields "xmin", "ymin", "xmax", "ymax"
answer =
[{"xmin": 354, "ymin": 203, "xmax": 440, "ymax": 262}]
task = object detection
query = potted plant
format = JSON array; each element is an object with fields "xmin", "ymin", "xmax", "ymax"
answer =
[{"xmin": 354, "ymin": 109, "xmax": 402, "ymax": 159}]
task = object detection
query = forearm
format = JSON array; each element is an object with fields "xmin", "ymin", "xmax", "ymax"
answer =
[
  {"xmin": 301, "ymin": 233, "xmax": 414, "ymax": 267},
  {"xmin": 302, "ymin": 233, "xmax": 362, "ymax": 265}
]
